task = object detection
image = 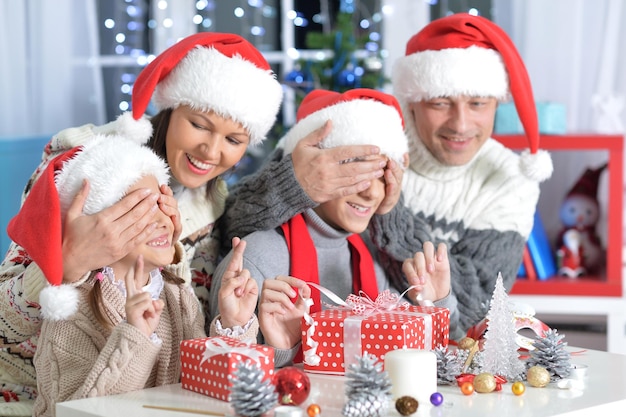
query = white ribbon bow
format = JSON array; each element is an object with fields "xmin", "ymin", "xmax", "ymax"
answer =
[{"xmin": 199, "ymin": 337, "xmax": 266, "ymax": 367}]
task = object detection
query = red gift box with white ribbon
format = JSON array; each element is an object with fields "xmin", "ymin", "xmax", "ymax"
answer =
[
  {"xmin": 301, "ymin": 289, "xmax": 450, "ymax": 375},
  {"xmin": 180, "ymin": 336, "xmax": 274, "ymax": 401}
]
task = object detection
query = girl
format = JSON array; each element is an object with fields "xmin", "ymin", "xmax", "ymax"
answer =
[
  {"xmin": 0, "ymin": 32, "xmax": 282, "ymax": 415},
  {"xmin": 7, "ymin": 134, "xmax": 258, "ymax": 417}
]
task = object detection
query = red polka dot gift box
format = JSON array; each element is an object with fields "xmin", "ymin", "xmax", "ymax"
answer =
[
  {"xmin": 180, "ymin": 336, "xmax": 275, "ymax": 401},
  {"xmin": 301, "ymin": 290, "xmax": 450, "ymax": 375}
]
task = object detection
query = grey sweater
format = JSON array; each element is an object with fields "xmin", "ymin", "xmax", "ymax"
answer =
[{"xmin": 211, "ymin": 209, "xmax": 395, "ymax": 366}]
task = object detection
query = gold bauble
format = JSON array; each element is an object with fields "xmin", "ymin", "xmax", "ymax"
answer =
[
  {"xmin": 512, "ymin": 381, "xmax": 526, "ymax": 396},
  {"xmin": 473, "ymin": 372, "xmax": 497, "ymax": 393},
  {"xmin": 458, "ymin": 337, "xmax": 476, "ymax": 350},
  {"xmin": 527, "ymin": 365, "xmax": 551, "ymax": 387}
]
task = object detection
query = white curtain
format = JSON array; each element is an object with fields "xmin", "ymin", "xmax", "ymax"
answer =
[
  {"xmin": 494, "ymin": 0, "xmax": 626, "ymax": 244},
  {"xmin": 0, "ymin": 0, "xmax": 104, "ymax": 137}
]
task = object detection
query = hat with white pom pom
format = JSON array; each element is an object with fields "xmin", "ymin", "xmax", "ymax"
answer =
[
  {"xmin": 393, "ymin": 13, "xmax": 552, "ymax": 181},
  {"xmin": 7, "ymin": 133, "xmax": 169, "ymax": 321}
]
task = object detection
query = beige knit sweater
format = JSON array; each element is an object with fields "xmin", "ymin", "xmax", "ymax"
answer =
[{"xmin": 32, "ymin": 274, "xmax": 205, "ymax": 417}]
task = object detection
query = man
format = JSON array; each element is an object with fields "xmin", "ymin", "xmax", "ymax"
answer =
[{"xmin": 220, "ymin": 13, "xmax": 552, "ymax": 341}]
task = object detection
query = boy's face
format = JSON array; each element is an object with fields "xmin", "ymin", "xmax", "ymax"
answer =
[
  {"xmin": 314, "ymin": 176, "xmax": 386, "ymax": 234},
  {"xmin": 115, "ymin": 175, "xmax": 176, "ymax": 274}
]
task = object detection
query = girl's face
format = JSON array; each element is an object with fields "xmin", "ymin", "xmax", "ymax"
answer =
[
  {"xmin": 166, "ymin": 106, "xmax": 250, "ymax": 189},
  {"xmin": 313, "ymin": 175, "xmax": 386, "ymax": 234},
  {"xmin": 115, "ymin": 176, "xmax": 175, "ymax": 281}
]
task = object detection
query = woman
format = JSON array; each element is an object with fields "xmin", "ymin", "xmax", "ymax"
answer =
[{"xmin": 0, "ymin": 32, "xmax": 282, "ymax": 416}]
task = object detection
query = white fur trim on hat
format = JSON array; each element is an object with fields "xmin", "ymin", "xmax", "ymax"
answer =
[
  {"xmin": 392, "ymin": 45, "xmax": 509, "ymax": 105},
  {"xmin": 55, "ymin": 134, "xmax": 170, "ymax": 217},
  {"xmin": 40, "ymin": 284, "xmax": 79, "ymax": 321},
  {"xmin": 153, "ymin": 47, "xmax": 283, "ymax": 146},
  {"xmin": 519, "ymin": 148, "xmax": 553, "ymax": 182},
  {"xmin": 281, "ymin": 99, "xmax": 408, "ymax": 164},
  {"xmin": 93, "ymin": 112, "xmax": 153, "ymax": 144}
]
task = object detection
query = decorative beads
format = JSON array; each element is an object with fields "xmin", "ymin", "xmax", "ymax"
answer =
[
  {"xmin": 512, "ymin": 381, "xmax": 526, "ymax": 396},
  {"xmin": 460, "ymin": 381, "xmax": 474, "ymax": 395},
  {"xmin": 430, "ymin": 392, "xmax": 444, "ymax": 406}
]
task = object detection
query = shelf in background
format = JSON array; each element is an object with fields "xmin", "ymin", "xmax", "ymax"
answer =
[
  {"xmin": 494, "ymin": 134, "xmax": 624, "ymax": 298},
  {"xmin": 512, "ymin": 275, "xmax": 621, "ymax": 296}
]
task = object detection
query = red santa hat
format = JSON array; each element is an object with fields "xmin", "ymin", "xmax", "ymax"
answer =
[
  {"xmin": 392, "ymin": 13, "xmax": 552, "ymax": 182},
  {"xmin": 565, "ymin": 163, "xmax": 607, "ymax": 202},
  {"xmin": 281, "ymin": 88, "xmax": 408, "ymax": 165},
  {"xmin": 127, "ymin": 32, "xmax": 283, "ymax": 146},
  {"xmin": 7, "ymin": 134, "xmax": 169, "ymax": 321}
]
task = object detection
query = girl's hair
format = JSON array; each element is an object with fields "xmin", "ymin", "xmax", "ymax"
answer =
[
  {"xmin": 148, "ymin": 108, "xmax": 220, "ymax": 200},
  {"xmin": 88, "ymin": 268, "xmax": 185, "ymax": 330}
]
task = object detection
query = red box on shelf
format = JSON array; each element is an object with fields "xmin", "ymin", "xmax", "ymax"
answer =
[
  {"xmin": 180, "ymin": 336, "xmax": 274, "ymax": 401},
  {"xmin": 301, "ymin": 305, "xmax": 449, "ymax": 375}
]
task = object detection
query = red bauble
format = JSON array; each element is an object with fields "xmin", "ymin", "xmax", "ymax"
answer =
[{"xmin": 273, "ymin": 367, "xmax": 311, "ymax": 406}]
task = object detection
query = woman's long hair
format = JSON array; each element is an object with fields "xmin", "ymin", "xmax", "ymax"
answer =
[{"xmin": 148, "ymin": 109, "xmax": 221, "ymax": 200}]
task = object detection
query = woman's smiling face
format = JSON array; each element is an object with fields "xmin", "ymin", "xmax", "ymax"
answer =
[{"xmin": 165, "ymin": 105, "xmax": 250, "ymax": 189}]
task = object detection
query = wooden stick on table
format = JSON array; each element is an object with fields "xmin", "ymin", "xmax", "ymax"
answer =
[{"xmin": 142, "ymin": 404, "xmax": 225, "ymax": 416}]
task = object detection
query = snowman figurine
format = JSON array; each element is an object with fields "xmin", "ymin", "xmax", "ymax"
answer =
[{"xmin": 556, "ymin": 164, "xmax": 607, "ymax": 275}]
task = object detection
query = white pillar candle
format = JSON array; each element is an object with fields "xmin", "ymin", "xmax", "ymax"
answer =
[{"xmin": 384, "ymin": 349, "xmax": 437, "ymax": 405}]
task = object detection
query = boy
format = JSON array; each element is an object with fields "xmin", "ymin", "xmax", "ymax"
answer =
[{"xmin": 211, "ymin": 89, "xmax": 453, "ymax": 365}]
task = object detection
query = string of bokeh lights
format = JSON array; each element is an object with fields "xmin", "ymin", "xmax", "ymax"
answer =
[{"xmin": 102, "ymin": 0, "xmax": 385, "ymax": 112}]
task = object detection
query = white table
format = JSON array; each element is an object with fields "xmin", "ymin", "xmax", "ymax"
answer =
[{"xmin": 56, "ymin": 348, "xmax": 626, "ymax": 417}]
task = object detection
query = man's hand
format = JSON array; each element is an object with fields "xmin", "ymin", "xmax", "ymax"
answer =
[
  {"xmin": 292, "ymin": 120, "xmax": 387, "ymax": 204},
  {"xmin": 376, "ymin": 153, "xmax": 408, "ymax": 214}
]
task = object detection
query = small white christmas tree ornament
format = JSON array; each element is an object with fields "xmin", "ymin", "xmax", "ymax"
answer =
[{"xmin": 481, "ymin": 273, "xmax": 525, "ymax": 381}]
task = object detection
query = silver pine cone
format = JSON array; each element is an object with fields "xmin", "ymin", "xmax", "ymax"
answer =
[
  {"xmin": 345, "ymin": 353, "xmax": 392, "ymax": 397},
  {"xmin": 342, "ymin": 391, "xmax": 389, "ymax": 417},
  {"xmin": 527, "ymin": 328, "xmax": 571, "ymax": 381},
  {"xmin": 228, "ymin": 360, "xmax": 277, "ymax": 417}
]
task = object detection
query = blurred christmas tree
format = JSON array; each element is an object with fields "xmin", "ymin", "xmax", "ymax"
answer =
[{"xmin": 285, "ymin": 11, "xmax": 387, "ymax": 102}]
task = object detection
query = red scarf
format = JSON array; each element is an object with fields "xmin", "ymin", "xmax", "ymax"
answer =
[{"xmin": 280, "ymin": 213, "xmax": 379, "ymax": 314}]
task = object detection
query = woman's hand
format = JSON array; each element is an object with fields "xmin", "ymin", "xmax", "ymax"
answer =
[
  {"xmin": 217, "ymin": 237, "xmax": 259, "ymax": 329},
  {"xmin": 158, "ymin": 184, "xmax": 182, "ymax": 244},
  {"xmin": 62, "ymin": 180, "xmax": 159, "ymax": 283},
  {"xmin": 258, "ymin": 276, "xmax": 311, "ymax": 350},
  {"xmin": 403, "ymin": 242, "xmax": 450, "ymax": 303},
  {"xmin": 125, "ymin": 255, "xmax": 164, "ymax": 338}
]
